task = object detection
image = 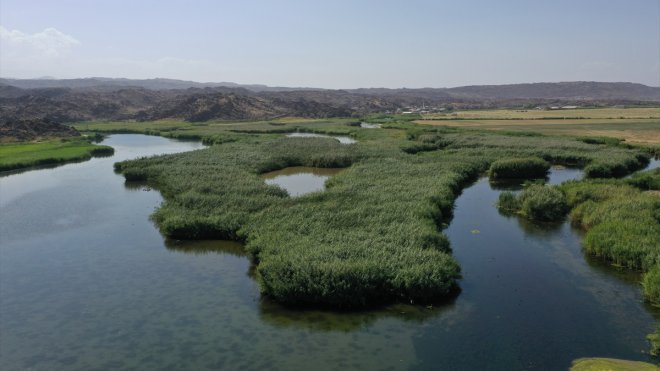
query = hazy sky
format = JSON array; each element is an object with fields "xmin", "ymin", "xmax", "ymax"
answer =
[{"xmin": 1, "ymin": 0, "xmax": 658, "ymax": 88}]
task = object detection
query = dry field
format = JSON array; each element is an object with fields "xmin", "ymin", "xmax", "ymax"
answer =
[{"xmin": 418, "ymin": 108, "xmax": 660, "ymax": 145}]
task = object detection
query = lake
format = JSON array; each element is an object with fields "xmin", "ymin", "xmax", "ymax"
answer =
[{"xmin": 0, "ymin": 134, "xmax": 656, "ymax": 370}]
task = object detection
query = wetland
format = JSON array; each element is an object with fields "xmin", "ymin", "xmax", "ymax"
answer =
[{"xmin": 1, "ymin": 126, "xmax": 658, "ymax": 369}]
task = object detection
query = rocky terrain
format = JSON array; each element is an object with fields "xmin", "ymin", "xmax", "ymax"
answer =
[
  {"xmin": 0, "ymin": 118, "xmax": 80, "ymax": 142},
  {"xmin": 1, "ymin": 78, "xmax": 658, "ymax": 140}
]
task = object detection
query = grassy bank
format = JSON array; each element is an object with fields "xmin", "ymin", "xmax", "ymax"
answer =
[
  {"xmin": 112, "ymin": 118, "xmax": 651, "ymax": 308},
  {"xmin": 497, "ymin": 166, "xmax": 660, "ymax": 354},
  {"xmin": 0, "ymin": 138, "xmax": 114, "ymax": 173},
  {"xmin": 570, "ymin": 357, "xmax": 658, "ymax": 371},
  {"xmin": 560, "ymin": 176, "xmax": 660, "ymax": 297}
]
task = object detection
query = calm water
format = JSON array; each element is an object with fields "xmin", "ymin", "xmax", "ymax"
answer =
[
  {"xmin": 262, "ymin": 166, "xmax": 344, "ymax": 196},
  {"xmin": 0, "ymin": 135, "xmax": 657, "ymax": 370},
  {"xmin": 644, "ymin": 157, "xmax": 660, "ymax": 171},
  {"xmin": 286, "ymin": 132, "xmax": 357, "ymax": 144}
]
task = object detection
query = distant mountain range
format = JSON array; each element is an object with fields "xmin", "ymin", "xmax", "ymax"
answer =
[
  {"xmin": 0, "ymin": 77, "xmax": 317, "ymax": 92},
  {"xmin": 1, "ymin": 78, "xmax": 659, "ymax": 140},
  {"xmin": 3, "ymin": 77, "xmax": 659, "ymax": 99}
]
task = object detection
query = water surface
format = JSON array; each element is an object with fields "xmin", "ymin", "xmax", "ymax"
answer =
[
  {"xmin": 1, "ymin": 134, "xmax": 656, "ymax": 370},
  {"xmin": 262, "ymin": 166, "xmax": 344, "ymax": 196},
  {"xmin": 286, "ymin": 132, "xmax": 357, "ymax": 144},
  {"xmin": 360, "ymin": 122, "xmax": 382, "ymax": 129}
]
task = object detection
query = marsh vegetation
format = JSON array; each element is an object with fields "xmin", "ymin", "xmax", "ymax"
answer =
[
  {"xmin": 111, "ymin": 118, "xmax": 652, "ymax": 308},
  {"xmin": 2, "ymin": 130, "xmax": 658, "ymax": 369}
]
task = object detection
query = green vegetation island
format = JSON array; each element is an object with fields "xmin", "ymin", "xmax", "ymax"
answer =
[{"xmin": 73, "ymin": 109, "xmax": 660, "ymax": 363}]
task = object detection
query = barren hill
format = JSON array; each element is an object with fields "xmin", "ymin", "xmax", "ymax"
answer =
[{"xmin": 1, "ymin": 79, "xmax": 658, "ymax": 140}]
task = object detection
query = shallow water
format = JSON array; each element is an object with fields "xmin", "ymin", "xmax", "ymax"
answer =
[
  {"xmin": 644, "ymin": 157, "xmax": 660, "ymax": 171},
  {"xmin": 286, "ymin": 132, "xmax": 357, "ymax": 144},
  {"xmin": 262, "ymin": 166, "xmax": 344, "ymax": 196},
  {"xmin": 1, "ymin": 134, "xmax": 657, "ymax": 370},
  {"xmin": 360, "ymin": 122, "xmax": 382, "ymax": 129}
]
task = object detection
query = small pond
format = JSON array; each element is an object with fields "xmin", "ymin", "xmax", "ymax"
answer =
[
  {"xmin": 360, "ymin": 122, "xmax": 382, "ymax": 129},
  {"xmin": 286, "ymin": 132, "xmax": 356, "ymax": 144},
  {"xmin": 262, "ymin": 166, "xmax": 344, "ymax": 196}
]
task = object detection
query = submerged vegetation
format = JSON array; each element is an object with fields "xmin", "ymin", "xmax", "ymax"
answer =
[
  {"xmin": 109, "ymin": 117, "xmax": 653, "ymax": 308},
  {"xmin": 0, "ymin": 137, "xmax": 114, "ymax": 173}
]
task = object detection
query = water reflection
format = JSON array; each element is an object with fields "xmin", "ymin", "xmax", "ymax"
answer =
[
  {"xmin": 259, "ymin": 300, "xmax": 456, "ymax": 333},
  {"xmin": 489, "ymin": 166, "xmax": 583, "ymax": 190},
  {"xmin": 164, "ymin": 237, "xmax": 457, "ymax": 334},
  {"xmin": 165, "ymin": 239, "xmax": 246, "ymax": 257}
]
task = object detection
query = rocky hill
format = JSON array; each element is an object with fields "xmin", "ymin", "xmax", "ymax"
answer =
[
  {"xmin": 0, "ymin": 118, "xmax": 80, "ymax": 142},
  {"xmin": 444, "ymin": 81, "xmax": 660, "ymax": 100},
  {"xmin": 0, "ymin": 79, "xmax": 658, "ymax": 141}
]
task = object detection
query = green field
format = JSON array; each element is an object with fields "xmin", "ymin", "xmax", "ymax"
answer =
[
  {"xmin": 105, "ymin": 117, "xmax": 652, "ymax": 308},
  {"xmin": 0, "ymin": 138, "xmax": 114, "ymax": 172}
]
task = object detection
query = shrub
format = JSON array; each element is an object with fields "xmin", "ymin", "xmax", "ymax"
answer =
[
  {"xmin": 497, "ymin": 191, "xmax": 520, "ymax": 213},
  {"xmin": 497, "ymin": 185, "xmax": 568, "ymax": 222},
  {"xmin": 488, "ymin": 157, "xmax": 549, "ymax": 180},
  {"xmin": 584, "ymin": 154, "xmax": 649, "ymax": 178},
  {"xmin": 518, "ymin": 185, "xmax": 569, "ymax": 221},
  {"xmin": 626, "ymin": 168, "xmax": 660, "ymax": 190}
]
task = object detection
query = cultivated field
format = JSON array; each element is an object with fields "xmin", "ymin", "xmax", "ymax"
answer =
[
  {"xmin": 422, "ymin": 107, "xmax": 660, "ymax": 120},
  {"xmin": 418, "ymin": 108, "xmax": 660, "ymax": 145}
]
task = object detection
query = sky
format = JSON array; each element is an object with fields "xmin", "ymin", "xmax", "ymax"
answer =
[{"xmin": 0, "ymin": 0, "xmax": 658, "ymax": 88}]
